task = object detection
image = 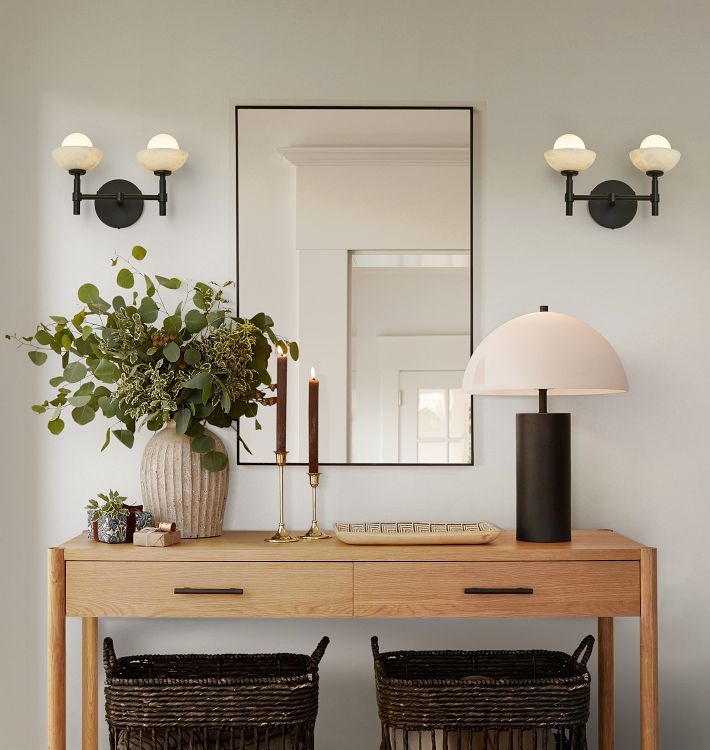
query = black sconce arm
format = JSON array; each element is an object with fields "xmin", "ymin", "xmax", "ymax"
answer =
[
  {"xmin": 561, "ymin": 170, "xmax": 663, "ymax": 227},
  {"xmin": 68, "ymin": 169, "xmax": 171, "ymax": 226}
]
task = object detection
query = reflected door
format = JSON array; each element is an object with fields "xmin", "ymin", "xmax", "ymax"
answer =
[{"xmin": 398, "ymin": 370, "xmax": 471, "ymax": 464}]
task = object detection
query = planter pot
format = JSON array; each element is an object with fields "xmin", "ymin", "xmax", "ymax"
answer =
[
  {"xmin": 140, "ymin": 422, "xmax": 229, "ymax": 538},
  {"xmin": 87, "ymin": 505, "xmax": 152, "ymax": 543},
  {"xmin": 87, "ymin": 512, "xmax": 127, "ymax": 544}
]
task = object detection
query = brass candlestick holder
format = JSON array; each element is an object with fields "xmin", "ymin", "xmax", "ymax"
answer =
[
  {"xmin": 300, "ymin": 472, "xmax": 331, "ymax": 540},
  {"xmin": 265, "ymin": 451, "xmax": 299, "ymax": 543}
]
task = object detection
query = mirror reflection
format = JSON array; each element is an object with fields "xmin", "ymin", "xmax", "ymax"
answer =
[{"xmin": 237, "ymin": 106, "xmax": 472, "ymax": 464}]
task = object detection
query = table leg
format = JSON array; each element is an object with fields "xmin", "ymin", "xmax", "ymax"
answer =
[
  {"xmin": 82, "ymin": 618, "xmax": 99, "ymax": 750},
  {"xmin": 48, "ymin": 548, "xmax": 66, "ymax": 750},
  {"xmin": 598, "ymin": 617, "xmax": 614, "ymax": 750},
  {"xmin": 640, "ymin": 548, "xmax": 659, "ymax": 750}
]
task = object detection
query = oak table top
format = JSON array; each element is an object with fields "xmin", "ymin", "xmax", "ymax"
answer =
[{"xmin": 58, "ymin": 528, "xmax": 648, "ymax": 562}]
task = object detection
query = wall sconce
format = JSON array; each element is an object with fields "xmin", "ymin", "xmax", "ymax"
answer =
[
  {"xmin": 544, "ymin": 133, "xmax": 680, "ymax": 229},
  {"xmin": 52, "ymin": 133, "xmax": 188, "ymax": 228}
]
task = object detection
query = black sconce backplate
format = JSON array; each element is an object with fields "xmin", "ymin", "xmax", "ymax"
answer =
[
  {"xmin": 94, "ymin": 179, "xmax": 144, "ymax": 229},
  {"xmin": 587, "ymin": 180, "xmax": 638, "ymax": 229}
]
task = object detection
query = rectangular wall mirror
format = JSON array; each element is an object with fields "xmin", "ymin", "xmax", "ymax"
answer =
[{"xmin": 236, "ymin": 105, "xmax": 473, "ymax": 465}]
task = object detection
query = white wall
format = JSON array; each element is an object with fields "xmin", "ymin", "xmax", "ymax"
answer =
[{"xmin": 2, "ymin": 2, "xmax": 709, "ymax": 749}]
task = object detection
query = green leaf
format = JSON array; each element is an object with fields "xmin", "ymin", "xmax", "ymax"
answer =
[
  {"xmin": 201, "ymin": 380, "xmax": 212, "ymax": 405},
  {"xmin": 112, "ymin": 295, "xmax": 126, "ymax": 310},
  {"xmin": 175, "ymin": 407, "xmax": 191, "ymax": 434},
  {"xmin": 98, "ymin": 396, "xmax": 118, "ymax": 418},
  {"xmin": 63, "ymin": 361, "xmax": 87, "ymax": 383},
  {"xmin": 163, "ymin": 314, "xmax": 182, "ymax": 335},
  {"xmin": 250, "ymin": 312, "xmax": 267, "ymax": 328},
  {"xmin": 255, "ymin": 419, "xmax": 262, "ymax": 431},
  {"xmin": 28, "ymin": 350, "xmax": 47, "ymax": 366},
  {"xmin": 206, "ymin": 311, "xmax": 225, "ymax": 327},
  {"xmin": 72, "ymin": 404, "xmax": 96, "ymax": 425},
  {"xmin": 220, "ymin": 390, "xmax": 231, "ymax": 413},
  {"xmin": 49, "ymin": 376, "xmax": 64, "ymax": 387},
  {"xmin": 116, "ymin": 269, "xmax": 134, "ymax": 289},
  {"xmin": 112, "ymin": 429, "xmax": 135, "ymax": 448},
  {"xmin": 193, "ymin": 292, "xmax": 206, "ymax": 310},
  {"xmin": 48, "ymin": 418, "xmax": 65, "ymax": 435},
  {"xmin": 183, "ymin": 348, "xmax": 201, "ymax": 366},
  {"xmin": 203, "ymin": 450, "xmax": 228, "ymax": 472},
  {"xmin": 163, "ymin": 341, "xmax": 180, "ymax": 362},
  {"xmin": 192, "ymin": 434, "xmax": 215, "ymax": 454},
  {"xmin": 156, "ymin": 275, "xmax": 181, "ymax": 290},
  {"xmin": 32, "ymin": 404, "xmax": 47, "ymax": 414},
  {"xmin": 185, "ymin": 310, "xmax": 208, "ymax": 334},
  {"xmin": 72, "ymin": 311, "xmax": 86, "ymax": 330},
  {"xmin": 61, "ymin": 333, "xmax": 72, "ymax": 351},
  {"xmin": 69, "ymin": 395, "xmax": 92, "ymax": 407},
  {"xmin": 138, "ymin": 297, "xmax": 159, "ymax": 324},
  {"xmin": 50, "ymin": 315, "xmax": 68, "ymax": 324},
  {"xmin": 131, "ymin": 245, "xmax": 147, "ymax": 261},
  {"xmin": 35, "ymin": 329, "xmax": 52, "ymax": 346},
  {"xmin": 78, "ymin": 283, "xmax": 100, "ymax": 305},
  {"xmin": 94, "ymin": 359, "xmax": 120, "ymax": 383},
  {"xmin": 289, "ymin": 342, "xmax": 299, "ymax": 361},
  {"xmin": 183, "ymin": 371, "xmax": 212, "ymax": 389},
  {"xmin": 185, "ymin": 420, "xmax": 204, "ymax": 438}
]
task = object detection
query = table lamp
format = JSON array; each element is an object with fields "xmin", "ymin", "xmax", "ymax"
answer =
[{"xmin": 462, "ymin": 306, "xmax": 628, "ymax": 542}]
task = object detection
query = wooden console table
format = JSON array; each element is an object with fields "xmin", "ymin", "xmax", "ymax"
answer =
[{"xmin": 48, "ymin": 529, "xmax": 658, "ymax": 750}]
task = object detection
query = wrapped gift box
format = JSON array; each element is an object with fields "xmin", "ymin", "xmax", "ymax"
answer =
[{"xmin": 133, "ymin": 526, "xmax": 181, "ymax": 547}]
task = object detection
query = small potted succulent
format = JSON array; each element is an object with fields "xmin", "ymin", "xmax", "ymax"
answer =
[{"xmin": 87, "ymin": 490, "xmax": 131, "ymax": 544}]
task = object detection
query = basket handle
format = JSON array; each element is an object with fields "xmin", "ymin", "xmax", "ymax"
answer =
[
  {"xmin": 371, "ymin": 635, "xmax": 380, "ymax": 658},
  {"xmin": 572, "ymin": 635, "xmax": 595, "ymax": 667},
  {"xmin": 103, "ymin": 637, "xmax": 118, "ymax": 674},
  {"xmin": 308, "ymin": 637, "xmax": 330, "ymax": 669}
]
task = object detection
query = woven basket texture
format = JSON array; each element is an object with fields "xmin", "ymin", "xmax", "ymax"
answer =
[
  {"xmin": 371, "ymin": 635, "xmax": 594, "ymax": 750},
  {"xmin": 103, "ymin": 636, "xmax": 329, "ymax": 750}
]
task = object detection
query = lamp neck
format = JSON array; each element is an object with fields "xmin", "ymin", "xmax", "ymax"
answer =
[{"xmin": 538, "ymin": 388, "xmax": 548, "ymax": 414}]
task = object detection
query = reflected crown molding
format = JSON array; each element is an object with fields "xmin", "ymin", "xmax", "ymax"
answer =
[{"xmin": 277, "ymin": 146, "xmax": 470, "ymax": 166}]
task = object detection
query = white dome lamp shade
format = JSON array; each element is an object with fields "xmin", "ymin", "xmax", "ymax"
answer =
[
  {"xmin": 136, "ymin": 133, "xmax": 189, "ymax": 174},
  {"xmin": 462, "ymin": 306, "xmax": 628, "ymax": 543},
  {"xmin": 51, "ymin": 132, "xmax": 103, "ymax": 172}
]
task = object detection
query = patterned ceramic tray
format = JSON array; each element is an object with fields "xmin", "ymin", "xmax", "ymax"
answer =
[{"xmin": 332, "ymin": 521, "xmax": 502, "ymax": 545}]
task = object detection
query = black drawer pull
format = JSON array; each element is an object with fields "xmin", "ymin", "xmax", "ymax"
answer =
[
  {"xmin": 464, "ymin": 587, "xmax": 534, "ymax": 595},
  {"xmin": 174, "ymin": 587, "xmax": 244, "ymax": 595}
]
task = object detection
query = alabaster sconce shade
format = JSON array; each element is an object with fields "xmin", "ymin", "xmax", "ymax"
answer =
[
  {"xmin": 543, "ymin": 133, "xmax": 597, "ymax": 174},
  {"xmin": 136, "ymin": 133, "xmax": 189, "ymax": 173},
  {"xmin": 51, "ymin": 132, "xmax": 103, "ymax": 172},
  {"xmin": 629, "ymin": 134, "xmax": 681, "ymax": 174}
]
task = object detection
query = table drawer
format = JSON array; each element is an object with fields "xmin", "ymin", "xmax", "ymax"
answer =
[
  {"xmin": 354, "ymin": 561, "xmax": 640, "ymax": 617},
  {"xmin": 66, "ymin": 561, "xmax": 354, "ymax": 618}
]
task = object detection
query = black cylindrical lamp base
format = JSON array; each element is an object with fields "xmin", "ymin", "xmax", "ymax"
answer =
[{"xmin": 516, "ymin": 413, "xmax": 571, "ymax": 543}]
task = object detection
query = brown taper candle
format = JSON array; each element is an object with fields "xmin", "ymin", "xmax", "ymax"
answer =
[
  {"xmin": 276, "ymin": 347, "xmax": 287, "ymax": 453},
  {"xmin": 308, "ymin": 367, "xmax": 319, "ymax": 473}
]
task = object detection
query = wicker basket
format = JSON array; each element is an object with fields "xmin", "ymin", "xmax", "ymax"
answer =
[
  {"xmin": 371, "ymin": 635, "xmax": 594, "ymax": 750},
  {"xmin": 103, "ymin": 636, "xmax": 329, "ymax": 750}
]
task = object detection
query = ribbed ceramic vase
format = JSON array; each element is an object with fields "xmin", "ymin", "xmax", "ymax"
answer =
[{"xmin": 140, "ymin": 421, "xmax": 229, "ymax": 538}]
